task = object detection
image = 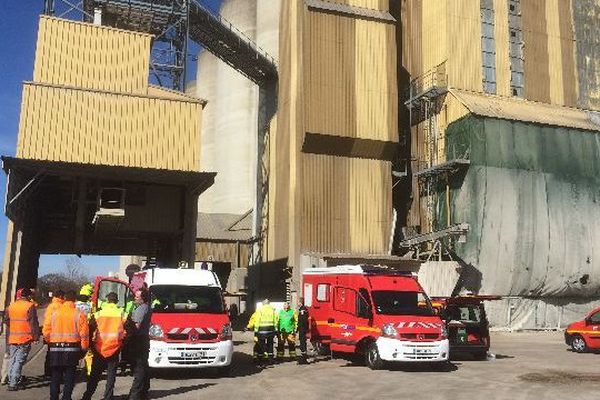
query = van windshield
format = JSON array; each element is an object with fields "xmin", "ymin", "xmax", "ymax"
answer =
[
  {"xmin": 150, "ymin": 285, "xmax": 224, "ymax": 314},
  {"xmin": 372, "ymin": 291, "xmax": 435, "ymax": 316}
]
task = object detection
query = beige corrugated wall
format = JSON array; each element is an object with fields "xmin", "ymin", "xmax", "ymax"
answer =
[
  {"xmin": 17, "ymin": 82, "xmax": 201, "ymax": 171},
  {"xmin": 273, "ymin": 1, "xmax": 396, "ymax": 270},
  {"xmin": 267, "ymin": 0, "xmax": 299, "ymax": 262},
  {"xmin": 420, "ymin": 0, "xmax": 447, "ymax": 77},
  {"xmin": 304, "ymin": 11, "xmax": 397, "ymax": 143},
  {"xmin": 447, "ymin": 0, "xmax": 482, "ymax": 92},
  {"xmin": 301, "ymin": 154, "xmax": 391, "ymax": 254},
  {"xmin": 327, "ymin": 0, "xmax": 389, "ymax": 11},
  {"xmin": 493, "ymin": 0, "xmax": 511, "ymax": 97},
  {"xmin": 196, "ymin": 242, "xmax": 250, "ymax": 268},
  {"xmin": 18, "ymin": 16, "xmax": 203, "ymax": 172},
  {"xmin": 34, "ymin": 16, "xmax": 151, "ymax": 95}
]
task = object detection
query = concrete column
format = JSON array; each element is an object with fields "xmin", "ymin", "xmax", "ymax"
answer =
[
  {"xmin": 181, "ymin": 189, "xmax": 199, "ymax": 267},
  {"xmin": 0, "ymin": 222, "xmax": 19, "ymax": 311},
  {"xmin": 0, "ymin": 221, "xmax": 39, "ymax": 311}
]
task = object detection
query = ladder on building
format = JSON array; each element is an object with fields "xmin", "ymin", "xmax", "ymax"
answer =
[
  {"xmin": 405, "ymin": 61, "xmax": 448, "ymax": 234},
  {"xmin": 404, "ymin": 61, "xmax": 470, "ymax": 257}
]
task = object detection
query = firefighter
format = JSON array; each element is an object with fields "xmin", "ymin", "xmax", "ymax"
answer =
[
  {"xmin": 81, "ymin": 292, "xmax": 126, "ymax": 400},
  {"xmin": 43, "ymin": 290, "xmax": 65, "ymax": 377},
  {"xmin": 43, "ymin": 290, "xmax": 89, "ymax": 400},
  {"xmin": 4, "ymin": 287, "xmax": 40, "ymax": 391},
  {"xmin": 297, "ymin": 297, "xmax": 310, "ymax": 364},
  {"xmin": 76, "ymin": 283, "xmax": 94, "ymax": 376},
  {"xmin": 276, "ymin": 302, "xmax": 298, "ymax": 359},
  {"xmin": 75, "ymin": 284, "xmax": 92, "ymax": 317},
  {"xmin": 254, "ymin": 299, "xmax": 278, "ymax": 361},
  {"xmin": 245, "ymin": 304, "xmax": 261, "ymax": 360}
]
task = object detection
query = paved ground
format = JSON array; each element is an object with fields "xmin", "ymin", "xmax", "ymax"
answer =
[{"xmin": 2, "ymin": 330, "xmax": 600, "ymax": 400}]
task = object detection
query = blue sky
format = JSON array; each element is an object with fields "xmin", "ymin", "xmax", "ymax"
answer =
[{"xmin": 0, "ymin": 0, "xmax": 222, "ymax": 278}]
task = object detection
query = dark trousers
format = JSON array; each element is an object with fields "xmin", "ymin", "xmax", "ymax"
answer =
[
  {"xmin": 276, "ymin": 333, "xmax": 296, "ymax": 357},
  {"xmin": 257, "ymin": 331, "xmax": 275, "ymax": 358},
  {"xmin": 82, "ymin": 352, "xmax": 119, "ymax": 400},
  {"xmin": 128, "ymin": 338, "xmax": 150, "ymax": 400},
  {"xmin": 50, "ymin": 365, "xmax": 77, "ymax": 400},
  {"xmin": 44, "ymin": 346, "xmax": 51, "ymax": 376},
  {"xmin": 252, "ymin": 334, "xmax": 260, "ymax": 358},
  {"xmin": 298, "ymin": 330, "xmax": 308, "ymax": 355}
]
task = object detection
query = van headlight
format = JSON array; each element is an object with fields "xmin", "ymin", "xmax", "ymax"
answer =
[
  {"xmin": 381, "ymin": 323, "xmax": 398, "ymax": 338},
  {"xmin": 149, "ymin": 324, "xmax": 164, "ymax": 339},
  {"xmin": 220, "ymin": 323, "xmax": 232, "ymax": 341}
]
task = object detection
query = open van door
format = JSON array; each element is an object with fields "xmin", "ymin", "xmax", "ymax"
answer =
[{"xmin": 92, "ymin": 276, "xmax": 131, "ymax": 312}]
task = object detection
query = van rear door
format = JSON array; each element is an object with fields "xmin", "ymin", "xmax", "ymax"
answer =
[
  {"xmin": 92, "ymin": 277, "xmax": 131, "ymax": 312},
  {"xmin": 305, "ymin": 281, "xmax": 332, "ymax": 345}
]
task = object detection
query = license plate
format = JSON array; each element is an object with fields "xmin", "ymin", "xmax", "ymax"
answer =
[
  {"xmin": 413, "ymin": 349, "xmax": 432, "ymax": 354},
  {"xmin": 181, "ymin": 351, "xmax": 205, "ymax": 359}
]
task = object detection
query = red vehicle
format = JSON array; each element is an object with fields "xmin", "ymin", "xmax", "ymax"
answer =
[
  {"xmin": 92, "ymin": 267, "xmax": 233, "ymax": 372},
  {"xmin": 564, "ymin": 307, "xmax": 600, "ymax": 353},
  {"xmin": 303, "ymin": 264, "xmax": 449, "ymax": 369},
  {"xmin": 431, "ymin": 295, "xmax": 500, "ymax": 360}
]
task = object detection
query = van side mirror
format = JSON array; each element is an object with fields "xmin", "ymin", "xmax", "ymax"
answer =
[{"xmin": 439, "ymin": 309, "xmax": 449, "ymax": 321}]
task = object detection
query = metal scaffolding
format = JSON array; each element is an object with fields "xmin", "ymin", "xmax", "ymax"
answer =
[
  {"xmin": 44, "ymin": 0, "xmax": 278, "ymax": 90},
  {"xmin": 403, "ymin": 61, "xmax": 471, "ymax": 257}
]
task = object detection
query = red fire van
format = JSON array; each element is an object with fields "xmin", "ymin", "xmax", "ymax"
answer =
[
  {"xmin": 565, "ymin": 307, "xmax": 600, "ymax": 353},
  {"xmin": 92, "ymin": 267, "xmax": 233, "ymax": 372},
  {"xmin": 303, "ymin": 264, "xmax": 449, "ymax": 369}
]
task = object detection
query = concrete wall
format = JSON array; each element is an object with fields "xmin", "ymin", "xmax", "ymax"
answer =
[{"xmin": 195, "ymin": 0, "xmax": 281, "ymax": 215}]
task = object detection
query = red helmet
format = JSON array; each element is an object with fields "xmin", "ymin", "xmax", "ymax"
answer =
[{"xmin": 15, "ymin": 288, "xmax": 31, "ymax": 299}]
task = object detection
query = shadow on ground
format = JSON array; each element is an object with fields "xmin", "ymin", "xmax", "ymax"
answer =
[
  {"xmin": 151, "ymin": 351, "xmax": 264, "ymax": 380},
  {"xmin": 112, "ymin": 383, "xmax": 215, "ymax": 400}
]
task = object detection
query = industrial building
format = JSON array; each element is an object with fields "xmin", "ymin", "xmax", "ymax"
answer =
[
  {"xmin": 0, "ymin": 14, "xmax": 215, "ymax": 309},
  {"xmin": 401, "ymin": 0, "xmax": 600, "ymax": 328},
  {"xmin": 1, "ymin": 0, "xmax": 600, "ymax": 329}
]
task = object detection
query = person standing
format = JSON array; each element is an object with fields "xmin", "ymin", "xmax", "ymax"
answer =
[
  {"xmin": 4, "ymin": 287, "xmax": 40, "ymax": 391},
  {"xmin": 43, "ymin": 290, "xmax": 89, "ymax": 400},
  {"xmin": 75, "ymin": 285, "xmax": 92, "ymax": 318},
  {"xmin": 44, "ymin": 290, "xmax": 65, "ymax": 377},
  {"xmin": 245, "ymin": 305, "xmax": 261, "ymax": 360},
  {"xmin": 0, "ymin": 332, "xmax": 6, "ymax": 386},
  {"xmin": 75, "ymin": 285, "xmax": 93, "ymax": 376},
  {"xmin": 297, "ymin": 297, "xmax": 310, "ymax": 364},
  {"xmin": 276, "ymin": 302, "xmax": 297, "ymax": 359},
  {"xmin": 254, "ymin": 299, "xmax": 277, "ymax": 361},
  {"xmin": 127, "ymin": 288, "xmax": 151, "ymax": 400},
  {"xmin": 81, "ymin": 292, "xmax": 126, "ymax": 400}
]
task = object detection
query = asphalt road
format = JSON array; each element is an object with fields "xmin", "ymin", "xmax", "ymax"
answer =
[{"xmin": 2, "ymin": 330, "xmax": 600, "ymax": 400}]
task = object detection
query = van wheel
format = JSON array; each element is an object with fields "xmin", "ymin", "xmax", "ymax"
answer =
[
  {"xmin": 365, "ymin": 342, "xmax": 384, "ymax": 370},
  {"xmin": 571, "ymin": 335, "xmax": 588, "ymax": 353},
  {"xmin": 312, "ymin": 341, "xmax": 330, "ymax": 356}
]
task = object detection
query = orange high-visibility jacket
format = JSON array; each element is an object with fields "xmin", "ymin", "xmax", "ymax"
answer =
[
  {"xmin": 43, "ymin": 301, "xmax": 89, "ymax": 350},
  {"xmin": 6, "ymin": 299, "xmax": 36, "ymax": 344},
  {"xmin": 43, "ymin": 297, "xmax": 64, "ymax": 327},
  {"xmin": 93, "ymin": 302, "xmax": 126, "ymax": 358}
]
